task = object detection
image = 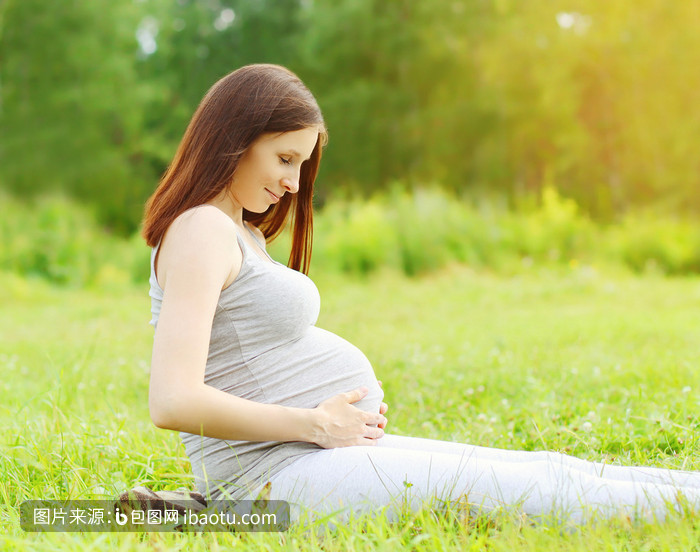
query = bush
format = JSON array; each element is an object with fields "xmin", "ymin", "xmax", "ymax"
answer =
[
  {"xmin": 315, "ymin": 198, "xmax": 400, "ymax": 275},
  {"xmin": 0, "ymin": 191, "xmax": 149, "ymax": 287},
  {"xmin": 4, "ymin": 186, "xmax": 700, "ymax": 286},
  {"xmin": 499, "ymin": 185, "xmax": 598, "ymax": 264},
  {"xmin": 609, "ymin": 213, "xmax": 700, "ymax": 275},
  {"xmin": 310, "ymin": 186, "xmax": 599, "ymax": 276}
]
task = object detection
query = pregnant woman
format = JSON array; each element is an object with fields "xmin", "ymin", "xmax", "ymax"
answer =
[{"xmin": 143, "ymin": 64, "xmax": 700, "ymax": 525}]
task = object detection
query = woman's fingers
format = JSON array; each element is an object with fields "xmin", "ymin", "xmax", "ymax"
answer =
[
  {"xmin": 326, "ymin": 421, "xmax": 384, "ymax": 448},
  {"xmin": 364, "ymin": 410, "xmax": 387, "ymax": 428},
  {"xmin": 363, "ymin": 425, "xmax": 384, "ymax": 440},
  {"xmin": 377, "ymin": 380, "xmax": 389, "ymax": 428},
  {"xmin": 344, "ymin": 386, "xmax": 369, "ymax": 404},
  {"xmin": 313, "ymin": 388, "xmax": 387, "ymax": 448}
]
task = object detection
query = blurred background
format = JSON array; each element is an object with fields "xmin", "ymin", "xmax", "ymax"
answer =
[{"xmin": 2, "ymin": 0, "xmax": 699, "ymax": 285}]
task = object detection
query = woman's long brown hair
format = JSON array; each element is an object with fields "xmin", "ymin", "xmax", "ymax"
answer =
[{"xmin": 141, "ymin": 64, "xmax": 328, "ymax": 274}]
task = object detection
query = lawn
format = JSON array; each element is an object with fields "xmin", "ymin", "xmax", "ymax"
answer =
[{"xmin": 1, "ymin": 264, "xmax": 699, "ymax": 550}]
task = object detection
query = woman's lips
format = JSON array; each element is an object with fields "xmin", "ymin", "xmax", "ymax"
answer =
[{"xmin": 265, "ymin": 189, "xmax": 280, "ymax": 203}]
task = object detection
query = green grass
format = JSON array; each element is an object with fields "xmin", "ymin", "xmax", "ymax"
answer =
[{"xmin": 1, "ymin": 264, "xmax": 699, "ymax": 550}]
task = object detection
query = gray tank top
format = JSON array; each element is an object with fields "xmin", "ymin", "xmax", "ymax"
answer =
[{"xmin": 149, "ymin": 221, "xmax": 384, "ymax": 500}]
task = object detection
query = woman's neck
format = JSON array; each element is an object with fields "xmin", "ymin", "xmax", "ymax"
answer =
[{"xmin": 206, "ymin": 191, "xmax": 244, "ymax": 226}]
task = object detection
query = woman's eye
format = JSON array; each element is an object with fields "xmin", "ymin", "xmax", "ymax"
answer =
[{"xmin": 280, "ymin": 157, "xmax": 293, "ymax": 166}]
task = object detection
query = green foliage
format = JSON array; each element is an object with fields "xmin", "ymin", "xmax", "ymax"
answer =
[
  {"xmin": 4, "ymin": 190, "xmax": 700, "ymax": 286},
  {"xmin": 2, "ymin": 0, "xmax": 699, "ymax": 232},
  {"xmin": 0, "ymin": 193, "xmax": 148, "ymax": 287},
  {"xmin": 499, "ymin": 183, "xmax": 598, "ymax": 265},
  {"xmin": 311, "ymin": 186, "xmax": 700, "ymax": 278},
  {"xmin": 0, "ymin": 0, "xmax": 155, "ymax": 232},
  {"xmin": 315, "ymin": 198, "xmax": 400, "ymax": 275},
  {"xmin": 310, "ymin": 186, "xmax": 600, "ymax": 276},
  {"xmin": 610, "ymin": 213, "xmax": 700, "ymax": 274}
]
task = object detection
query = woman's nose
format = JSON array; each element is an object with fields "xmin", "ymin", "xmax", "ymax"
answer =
[{"xmin": 281, "ymin": 175, "xmax": 300, "ymax": 194}]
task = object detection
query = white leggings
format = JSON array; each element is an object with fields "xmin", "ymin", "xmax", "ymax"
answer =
[{"xmin": 264, "ymin": 434, "xmax": 700, "ymax": 524}]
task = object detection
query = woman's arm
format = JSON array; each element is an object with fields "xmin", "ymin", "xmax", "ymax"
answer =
[{"xmin": 149, "ymin": 207, "xmax": 386, "ymax": 447}]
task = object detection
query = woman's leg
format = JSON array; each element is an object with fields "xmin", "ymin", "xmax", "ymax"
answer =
[
  {"xmin": 266, "ymin": 442, "xmax": 700, "ymax": 525},
  {"xmin": 377, "ymin": 434, "xmax": 700, "ymax": 489}
]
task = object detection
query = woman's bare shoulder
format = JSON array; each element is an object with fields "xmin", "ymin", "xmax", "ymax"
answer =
[
  {"xmin": 173, "ymin": 204, "xmax": 235, "ymax": 234},
  {"xmin": 157, "ymin": 205, "xmax": 239, "ymax": 288},
  {"xmin": 161, "ymin": 205, "xmax": 234, "ymax": 248}
]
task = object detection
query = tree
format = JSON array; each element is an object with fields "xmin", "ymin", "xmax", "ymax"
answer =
[{"xmin": 0, "ymin": 0, "xmax": 154, "ymax": 232}]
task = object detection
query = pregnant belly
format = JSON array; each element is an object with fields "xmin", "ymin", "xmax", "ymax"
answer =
[{"xmin": 245, "ymin": 326, "xmax": 384, "ymax": 415}]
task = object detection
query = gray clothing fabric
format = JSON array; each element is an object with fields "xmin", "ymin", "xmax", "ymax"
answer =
[{"xmin": 149, "ymin": 222, "xmax": 384, "ymax": 501}]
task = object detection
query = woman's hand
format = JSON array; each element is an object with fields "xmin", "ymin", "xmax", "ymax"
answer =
[
  {"xmin": 377, "ymin": 380, "xmax": 389, "ymax": 430},
  {"xmin": 310, "ymin": 387, "xmax": 387, "ymax": 449}
]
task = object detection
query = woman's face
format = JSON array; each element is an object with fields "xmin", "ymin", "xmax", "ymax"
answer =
[{"xmin": 229, "ymin": 127, "xmax": 320, "ymax": 213}]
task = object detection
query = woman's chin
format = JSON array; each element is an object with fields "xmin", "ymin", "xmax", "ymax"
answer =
[{"xmin": 246, "ymin": 204, "xmax": 273, "ymax": 214}]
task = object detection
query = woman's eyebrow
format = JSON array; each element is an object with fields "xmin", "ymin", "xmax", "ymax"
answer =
[{"xmin": 287, "ymin": 149, "xmax": 311, "ymax": 161}]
